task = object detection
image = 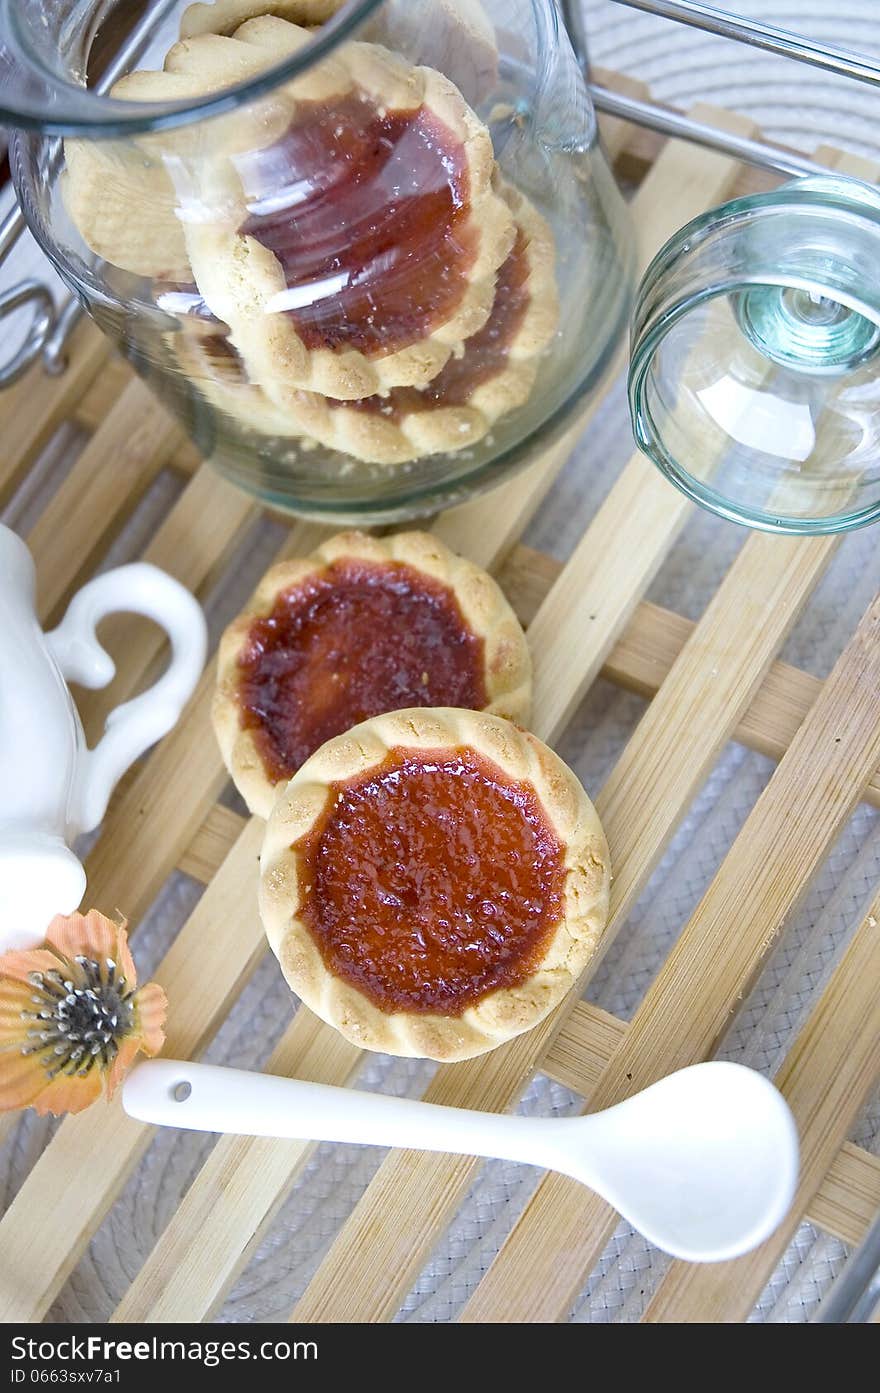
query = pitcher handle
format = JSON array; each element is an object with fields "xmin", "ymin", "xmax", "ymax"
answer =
[{"xmin": 46, "ymin": 563, "xmax": 207, "ymax": 832}]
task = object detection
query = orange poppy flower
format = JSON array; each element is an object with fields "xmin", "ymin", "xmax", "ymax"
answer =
[{"xmin": 0, "ymin": 910, "xmax": 167, "ymax": 1116}]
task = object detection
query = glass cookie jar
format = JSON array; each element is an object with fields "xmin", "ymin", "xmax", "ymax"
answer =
[{"xmin": 3, "ymin": 0, "xmax": 633, "ymax": 522}]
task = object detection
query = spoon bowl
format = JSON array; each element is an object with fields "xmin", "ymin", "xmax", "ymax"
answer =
[
  {"xmin": 556, "ymin": 1063, "xmax": 800, "ymax": 1263},
  {"xmin": 123, "ymin": 1057, "xmax": 798, "ymax": 1263}
]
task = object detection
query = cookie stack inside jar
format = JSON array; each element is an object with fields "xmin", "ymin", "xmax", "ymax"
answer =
[{"xmin": 63, "ymin": 0, "xmax": 560, "ymax": 472}]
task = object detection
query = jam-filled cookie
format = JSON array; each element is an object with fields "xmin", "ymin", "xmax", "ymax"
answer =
[
  {"xmin": 173, "ymin": 184, "xmax": 556, "ymax": 460},
  {"xmin": 277, "ymin": 184, "xmax": 557, "ymax": 463},
  {"xmin": 259, "ymin": 707, "xmax": 610, "ymax": 1061},
  {"xmin": 180, "ymin": 0, "xmax": 343, "ymax": 37},
  {"xmin": 178, "ymin": 18, "xmax": 515, "ymax": 399},
  {"xmin": 213, "ymin": 531, "xmax": 531, "ymax": 817},
  {"xmin": 66, "ymin": 16, "xmax": 515, "ymax": 402},
  {"xmin": 169, "ymin": 294, "xmax": 309, "ymax": 438},
  {"xmin": 180, "ymin": 0, "xmax": 499, "ymax": 110}
]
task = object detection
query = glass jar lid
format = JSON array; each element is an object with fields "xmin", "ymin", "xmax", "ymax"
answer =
[{"xmin": 628, "ymin": 175, "xmax": 880, "ymax": 535}]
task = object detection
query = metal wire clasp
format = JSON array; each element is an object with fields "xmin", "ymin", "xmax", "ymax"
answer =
[{"xmin": 0, "ymin": 278, "xmax": 56, "ymax": 387}]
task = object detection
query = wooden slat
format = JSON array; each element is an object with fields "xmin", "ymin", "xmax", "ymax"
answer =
[
  {"xmin": 0, "ymin": 818, "xmax": 267, "ymax": 1323},
  {"xmin": 292, "ymin": 507, "xmax": 837, "ymax": 1322},
  {"xmin": 171, "ymin": 440, "xmax": 204, "ymax": 475},
  {"xmin": 28, "ymin": 378, "xmax": 183, "ymax": 624},
  {"xmin": 506, "ymin": 545, "xmax": 880, "ymax": 803},
  {"xmin": 112, "ymin": 1007, "xmax": 363, "ymax": 1322},
  {"xmin": 77, "ymin": 464, "xmax": 257, "ymax": 743},
  {"xmin": 176, "ymin": 559, "xmax": 880, "ymax": 889},
  {"xmin": 6, "ymin": 990, "xmax": 872, "ymax": 1264},
  {"xmin": 7, "ymin": 96, "xmax": 872, "ymax": 1329},
  {"xmin": 463, "ymin": 589, "xmax": 880, "ymax": 1323},
  {"xmin": 80, "ymin": 515, "xmax": 329, "ymax": 923},
  {"xmin": 809, "ymin": 1143, "xmax": 880, "ymax": 1249},
  {"xmin": 72, "ymin": 357, "xmax": 131, "ymax": 432},
  {"xmin": 178, "ymin": 804, "xmax": 249, "ymax": 885},
  {"xmin": 128, "ymin": 112, "xmax": 764, "ymax": 1327},
  {"xmin": 527, "ymin": 455, "xmax": 689, "ymax": 740},
  {"xmin": 0, "ymin": 318, "xmax": 109, "ymax": 508},
  {"xmin": 81, "ymin": 662, "xmax": 227, "ymax": 922},
  {"xmin": 644, "ymin": 897, "xmax": 880, "ymax": 1322}
]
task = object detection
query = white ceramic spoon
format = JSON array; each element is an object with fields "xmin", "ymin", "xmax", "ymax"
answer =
[{"xmin": 123, "ymin": 1057, "xmax": 798, "ymax": 1263}]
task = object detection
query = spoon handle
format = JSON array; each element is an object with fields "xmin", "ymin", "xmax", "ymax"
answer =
[{"xmin": 123, "ymin": 1058, "xmax": 565, "ymax": 1171}]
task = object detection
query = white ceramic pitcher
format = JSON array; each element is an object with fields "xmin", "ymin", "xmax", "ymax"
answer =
[{"xmin": 0, "ymin": 523, "xmax": 207, "ymax": 952}]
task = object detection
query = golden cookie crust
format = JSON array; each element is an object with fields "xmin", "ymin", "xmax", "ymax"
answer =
[
  {"xmin": 172, "ymin": 316, "xmax": 309, "ymax": 438},
  {"xmin": 171, "ymin": 184, "xmax": 556, "ymax": 462},
  {"xmin": 62, "ymin": 25, "xmax": 309, "ymax": 276},
  {"xmin": 180, "ymin": 0, "xmax": 344, "ymax": 38},
  {"xmin": 170, "ymin": 19, "xmax": 515, "ymax": 399},
  {"xmin": 63, "ymin": 14, "xmax": 514, "ymax": 350},
  {"xmin": 259, "ymin": 707, "xmax": 610, "ymax": 1061},
  {"xmin": 213, "ymin": 529, "xmax": 533, "ymax": 818},
  {"xmin": 62, "ymin": 139, "xmax": 193, "ymax": 281},
  {"xmin": 271, "ymin": 183, "xmax": 558, "ymax": 464}
]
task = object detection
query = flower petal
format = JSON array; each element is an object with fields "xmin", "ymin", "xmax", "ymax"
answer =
[
  {"xmin": 0, "ymin": 947, "xmax": 65, "ymax": 987},
  {"xmin": 0, "ymin": 1047, "xmax": 54, "ymax": 1111},
  {"xmin": 110, "ymin": 919, "xmax": 138, "ymax": 989},
  {"xmin": 0, "ymin": 911, "xmax": 166, "ymax": 1117},
  {"xmin": 106, "ymin": 1036, "xmax": 142, "ymax": 1098},
  {"xmin": 133, "ymin": 982, "xmax": 168, "ymax": 1057},
  {"xmin": 0, "ymin": 976, "xmax": 38, "ymax": 1043},
  {"xmin": 46, "ymin": 910, "xmax": 131, "ymax": 983},
  {"xmin": 32, "ymin": 1067, "xmax": 103, "ymax": 1117}
]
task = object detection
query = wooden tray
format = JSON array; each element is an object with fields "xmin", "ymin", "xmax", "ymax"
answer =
[{"xmin": 1, "ymin": 76, "xmax": 879, "ymax": 1324}]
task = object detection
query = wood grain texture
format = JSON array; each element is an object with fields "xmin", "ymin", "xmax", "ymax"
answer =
[
  {"xmin": 809, "ymin": 1143, "xmax": 880, "ymax": 1248},
  {"xmin": 5, "ymin": 100, "xmax": 872, "ymax": 1329},
  {"xmin": 0, "ymin": 817, "xmax": 267, "ymax": 1323},
  {"xmin": 112, "ymin": 1008, "xmax": 362, "ymax": 1323},
  {"xmin": 72, "ymin": 356, "xmax": 131, "ymax": 432},
  {"xmin": 79, "ymin": 516, "xmax": 329, "ymax": 923},
  {"xmin": 644, "ymin": 897, "xmax": 880, "ymax": 1321},
  {"xmin": 0, "ymin": 319, "xmax": 109, "ymax": 508},
  {"xmin": 175, "ymin": 555, "xmax": 880, "ymax": 891},
  {"xmin": 463, "ymin": 589, "xmax": 880, "ymax": 1323},
  {"xmin": 528, "ymin": 455, "xmax": 690, "ymax": 742},
  {"xmin": 178, "ymin": 804, "xmax": 249, "ymax": 885},
  {"xmin": 28, "ymin": 377, "xmax": 183, "ymax": 624},
  {"xmin": 77, "ymin": 464, "xmax": 257, "ymax": 743}
]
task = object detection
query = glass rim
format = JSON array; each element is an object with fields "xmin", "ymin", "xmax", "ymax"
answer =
[
  {"xmin": 0, "ymin": 0, "xmax": 385, "ymax": 136},
  {"xmin": 634, "ymin": 180, "xmax": 880, "ymax": 316},
  {"xmin": 628, "ymin": 178, "xmax": 880, "ymax": 535},
  {"xmin": 630, "ymin": 402, "xmax": 880, "ymax": 536}
]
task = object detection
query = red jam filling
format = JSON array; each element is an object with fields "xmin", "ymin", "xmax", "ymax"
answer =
[
  {"xmin": 238, "ymin": 559, "xmax": 487, "ymax": 782},
  {"xmin": 297, "ymin": 747, "xmax": 567, "ymax": 1014},
  {"xmin": 331, "ymin": 228, "xmax": 532, "ymax": 422},
  {"xmin": 238, "ymin": 91, "xmax": 475, "ymax": 356}
]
